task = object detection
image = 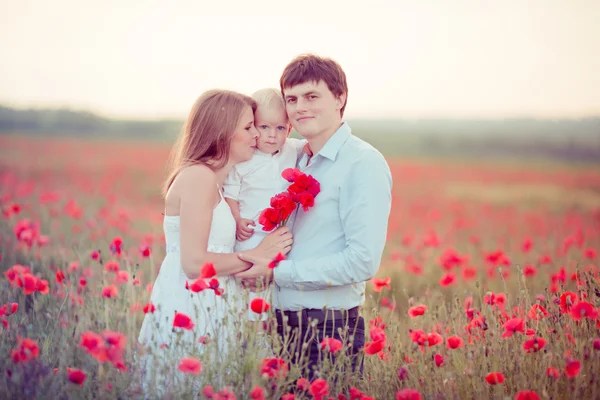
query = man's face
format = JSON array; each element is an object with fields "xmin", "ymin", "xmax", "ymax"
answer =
[{"xmin": 283, "ymin": 80, "xmax": 346, "ymax": 140}]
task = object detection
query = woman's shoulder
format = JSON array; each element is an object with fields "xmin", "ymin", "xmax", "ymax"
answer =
[{"xmin": 170, "ymin": 164, "xmax": 217, "ymax": 194}]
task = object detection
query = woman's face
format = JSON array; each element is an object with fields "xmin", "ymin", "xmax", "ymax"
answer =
[{"xmin": 229, "ymin": 105, "xmax": 259, "ymax": 164}]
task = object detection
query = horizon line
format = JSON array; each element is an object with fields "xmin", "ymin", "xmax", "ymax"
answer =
[{"xmin": 2, "ymin": 102, "xmax": 600, "ymax": 122}]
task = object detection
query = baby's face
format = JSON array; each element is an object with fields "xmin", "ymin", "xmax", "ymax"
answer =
[{"xmin": 255, "ymin": 105, "xmax": 290, "ymax": 154}]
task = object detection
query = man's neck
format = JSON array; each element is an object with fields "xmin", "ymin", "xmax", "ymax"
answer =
[{"xmin": 306, "ymin": 121, "xmax": 344, "ymax": 155}]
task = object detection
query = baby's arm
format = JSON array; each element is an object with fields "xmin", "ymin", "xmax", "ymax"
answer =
[
  {"xmin": 223, "ymin": 166, "xmax": 255, "ymax": 241},
  {"xmin": 225, "ymin": 197, "xmax": 255, "ymax": 241}
]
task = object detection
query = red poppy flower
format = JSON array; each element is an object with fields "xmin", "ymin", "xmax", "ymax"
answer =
[
  {"xmin": 515, "ymin": 391, "xmax": 540, "ymax": 400},
  {"xmin": 446, "ymin": 335, "xmax": 464, "ymax": 349},
  {"xmin": 270, "ymin": 192, "xmax": 297, "ymax": 219},
  {"xmin": 268, "ymin": 252, "xmax": 286, "ymax": 269},
  {"xmin": 36, "ymin": 278, "xmax": 49, "ymax": 295},
  {"xmin": 173, "ymin": 312, "xmax": 195, "ymax": 330},
  {"xmin": 372, "ymin": 277, "xmax": 391, "ymax": 292},
  {"xmin": 109, "ymin": 236, "xmax": 123, "ymax": 256},
  {"xmin": 115, "ymin": 270, "xmax": 129, "ymax": 284},
  {"xmin": 320, "ymin": 337, "xmax": 343, "ymax": 353},
  {"xmin": 250, "ymin": 385, "xmax": 265, "ymax": 400},
  {"xmin": 408, "ymin": 305, "xmax": 427, "ymax": 318},
  {"xmin": 523, "ymin": 337, "xmax": 546, "ymax": 353},
  {"xmin": 139, "ymin": 244, "xmax": 151, "ymax": 258},
  {"xmin": 282, "ymin": 168, "xmax": 304, "ymax": 182},
  {"xmin": 546, "ymin": 367, "xmax": 560, "ymax": 378},
  {"xmin": 296, "ymin": 377, "xmax": 310, "ymax": 391},
  {"xmin": 570, "ymin": 301, "xmax": 598, "ymax": 321},
  {"xmin": 55, "ymin": 270, "xmax": 66, "ymax": 284},
  {"xmin": 178, "ymin": 357, "xmax": 202, "ymax": 375},
  {"xmin": 288, "ymin": 173, "xmax": 320, "ymax": 198},
  {"xmin": 364, "ymin": 340, "xmax": 386, "ymax": 355},
  {"xmin": 584, "ymin": 248, "xmax": 597, "ymax": 260},
  {"xmin": 523, "ymin": 265, "xmax": 537, "ymax": 277},
  {"xmin": 202, "ymin": 386, "xmax": 214, "ymax": 398},
  {"xmin": 258, "ymin": 207, "xmax": 281, "ymax": 231},
  {"xmin": 260, "ymin": 357, "xmax": 289, "ymax": 379},
  {"xmin": 485, "ymin": 372, "xmax": 505, "ymax": 384},
  {"xmin": 439, "ymin": 273, "xmax": 456, "ymax": 287},
  {"xmin": 10, "ymin": 338, "xmax": 40, "ymax": 363},
  {"xmin": 68, "ymin": 368, "xmax": 87, "ymax": 385},
  {"xmin": 200, "ymin": 263, "xmax": 216, "ymax": 279},
  {"xmin": 189, "ymin": 278, "xmax": 209, "ymax": 292},
  {"xmin": 250, "ymin": 298, "xmax": 271, "ymax": 314},
  {"xmin": 104, "ymin": 260, "xmax": 120, "ymax": 272},
  {"xmin": 502, "ymin": 318, "xmax": 525, "ymax": 338},
  {"xmin": 22, "ymin": 273, "xmax": 38, "ymax": 295},
  {"xmin": 309, "ymin": 378, "xmax": 329, "ymax": 400},
  {"xmin": 296, "ymin": 192, "xmax": 315, "ymax": 211},
  {"xmin": 143, "ymin": 302, "xmax": 155, "ymax": 314},
  {"xmin": 527, "ymin": 304, "xmax": 549, "ymax": 320},
  {"xmin": 565, "ymin": 359, "xmax": 581, "ymax": 377},
  {"xmin": 434, "ymin": 353, "xmax": 444, "ymax": 367},
  {"xmin": 102, "ymin": 285, "xmax": 118, "ymax": 298},
  {"xmin": 396, "ymin": 389, "xmax": 422, "ymax": 400}
]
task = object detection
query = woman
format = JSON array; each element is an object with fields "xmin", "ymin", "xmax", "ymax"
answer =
[{"xmin": 137, "ymin": 90, "xmax": 293, "ymax": 393}]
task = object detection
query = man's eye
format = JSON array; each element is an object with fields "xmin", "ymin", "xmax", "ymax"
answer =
[
  {"xmin": 309, "ymin": 95, "xmax": 317, "ymax": 100},
  {"xmin": 287, "ymin": 98, "xmax": 296, "ymax": 104}
]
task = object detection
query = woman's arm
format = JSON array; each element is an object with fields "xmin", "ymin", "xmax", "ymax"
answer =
[{"xmin": 177, "ymin": 165, "xmax": 251, "ymax": 279}]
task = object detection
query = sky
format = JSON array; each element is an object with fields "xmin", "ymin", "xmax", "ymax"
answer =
[{"xmin": 1, "ymin": 0, "xmax": 599, "ymax": 120}]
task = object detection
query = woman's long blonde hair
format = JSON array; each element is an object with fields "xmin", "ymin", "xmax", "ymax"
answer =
[{"xmin": 163, "ymin": 89, "xmax": 257, "ymax": 197}]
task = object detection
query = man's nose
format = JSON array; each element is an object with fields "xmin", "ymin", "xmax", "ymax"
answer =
[{"xmin": 296, "ymin": 98, "xmax": 308, "ymax": 113}]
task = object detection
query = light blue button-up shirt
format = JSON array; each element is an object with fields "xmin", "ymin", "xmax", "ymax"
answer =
[{"xmin": 273, "ymin": 122, "xmax": 393, "ymax": 311}]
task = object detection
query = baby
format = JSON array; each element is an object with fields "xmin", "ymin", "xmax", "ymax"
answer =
[{"xmin": 223, "ymin": 88, "xmax": 305, "ymax": 322}]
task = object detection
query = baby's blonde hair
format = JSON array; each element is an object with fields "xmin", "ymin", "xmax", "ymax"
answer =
[{"xmin": 251, "ymin": 88, "xmax": 286, "ymax": 110}]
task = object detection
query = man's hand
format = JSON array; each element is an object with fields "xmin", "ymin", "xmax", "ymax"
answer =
[
  {"xmin": 236, "ymin": 218, "xmax": 256, "ymax": 241},
  {"xmin": 235, "ymin": 252, "xmax": 273, "ymax": 290}
]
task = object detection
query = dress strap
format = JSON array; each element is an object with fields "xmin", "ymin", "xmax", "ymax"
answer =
[{"xmin": 216, "ymin": 184, "xmax": 225, "ymax": 201}]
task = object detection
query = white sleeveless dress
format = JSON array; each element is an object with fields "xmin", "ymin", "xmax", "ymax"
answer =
[{"xmin": 137, "ymin": 186, "xmax": 244, "ymax": 392}]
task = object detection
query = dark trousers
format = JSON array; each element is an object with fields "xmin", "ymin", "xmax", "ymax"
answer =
[{"xmin": 274, "ymin": 307, "xmax": 365, "ymax": 381}]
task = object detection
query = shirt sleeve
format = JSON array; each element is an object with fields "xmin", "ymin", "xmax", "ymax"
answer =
[
  {"xmin": 223, "ymin": 166, "xmax": 242, "ymax": 201},
  {"xmin": 274, "ymin": 151, "xmax": 392, "ymax": 290}
]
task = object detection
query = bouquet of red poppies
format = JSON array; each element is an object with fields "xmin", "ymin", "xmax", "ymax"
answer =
[{"xmin": 258, "ymin": 168, "xmax": 321, "ymax": 231}]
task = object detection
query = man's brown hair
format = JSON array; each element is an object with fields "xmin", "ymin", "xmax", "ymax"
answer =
[{"xmin": 280, "ymin": 54, "xmax": 348, "ymax": 117}]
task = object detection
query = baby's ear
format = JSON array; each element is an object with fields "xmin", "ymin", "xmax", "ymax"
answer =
[{"xmin": 286, "ymin": 124, "xmax": 292, "ymax": 135}]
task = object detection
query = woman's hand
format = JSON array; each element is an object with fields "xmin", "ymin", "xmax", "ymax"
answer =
[{"xmin": 251, "ymin": 226, "xmax": 293, "ymax": 260}]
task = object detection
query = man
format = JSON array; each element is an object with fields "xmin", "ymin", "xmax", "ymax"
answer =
[{"xmin": 238, "ymin": 54, "xmax": 392, "ymax": 379}]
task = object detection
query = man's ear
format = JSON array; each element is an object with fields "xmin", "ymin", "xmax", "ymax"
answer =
[{"xmin": 335, "ymin": 92, "xmax": 347, "ymax": 111}]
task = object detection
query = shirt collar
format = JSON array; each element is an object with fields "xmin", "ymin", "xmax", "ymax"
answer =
[
  {"xmin": 303, "ymin": 122, "xmax": 351, "ymax": 162},
  {"xmin": 254, "ymin": 148, "xmax": 280, "ymax": 157}
]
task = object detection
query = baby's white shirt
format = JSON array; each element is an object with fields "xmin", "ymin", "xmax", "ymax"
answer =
[{"xmin": 223, "ymin": 138, "xmax": 305, "ymax": 232}]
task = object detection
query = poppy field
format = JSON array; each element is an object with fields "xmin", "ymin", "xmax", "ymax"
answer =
[{"xmin": 1, "ymin": 134, "xmax": 599, "ymax": 400}]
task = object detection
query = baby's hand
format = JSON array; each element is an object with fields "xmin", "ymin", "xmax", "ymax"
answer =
[{"xmin": 236, "ymin": 218, "xmax": 255, "ymax": 241}]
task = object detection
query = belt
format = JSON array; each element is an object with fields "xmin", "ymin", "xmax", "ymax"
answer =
[{"xmin": 275, "ymin": 306, "xmax": 360, "ymax": 327}]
